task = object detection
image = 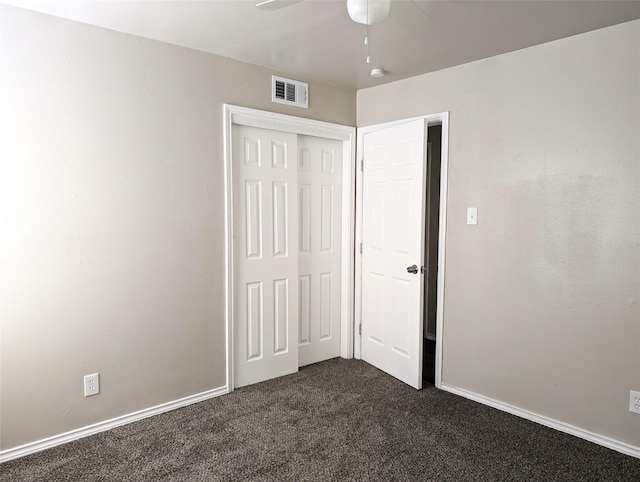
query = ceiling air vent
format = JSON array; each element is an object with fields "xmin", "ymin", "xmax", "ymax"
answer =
[{"xmin": 272, "ymin": 75, "xmax": 308, "ymax": 108}]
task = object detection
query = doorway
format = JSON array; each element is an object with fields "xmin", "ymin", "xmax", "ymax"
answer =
[
  {"xmin": 423, "ymin": 124, "xmax": 442, "ymax": 384},
  {"xmin": 224, "ymin": 105, "xmax": 356, "ymax": 391}
]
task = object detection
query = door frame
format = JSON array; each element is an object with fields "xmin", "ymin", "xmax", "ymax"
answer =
[
  {"xmin": 223, "ymin": 104, "xmax": 356, "ymax": 391},
  {"xmin": 354, "ymin": 112, "xmax": 450, "ymax": 388}
]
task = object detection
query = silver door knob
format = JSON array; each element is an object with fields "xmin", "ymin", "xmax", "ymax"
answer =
[{"xmin": 406, "ymin": 264, "xmax": 418, "ymax": 274}]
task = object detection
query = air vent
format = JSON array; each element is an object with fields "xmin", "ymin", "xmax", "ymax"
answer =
[{"xmin": 272, "ymin": 75, "xmax": 308, "ymax": 108}]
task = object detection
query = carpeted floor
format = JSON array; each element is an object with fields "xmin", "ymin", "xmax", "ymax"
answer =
[{"xmin": 1, "ymin": 358, "xmax": 639, "ymax": 481}]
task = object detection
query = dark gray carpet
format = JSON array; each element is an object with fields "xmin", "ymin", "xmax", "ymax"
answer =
[{"xmin": 2, "ymin": 358, "xmax": 639, "ymax": 481}]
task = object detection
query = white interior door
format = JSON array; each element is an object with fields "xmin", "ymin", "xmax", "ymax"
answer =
[
  {"xmin": 233, "ymin": 125, "xmax": 298, "ymax": 388},
  {"xmin": 297, "ymin": 135, "xmax": 342, "ymax": 366},
  {"xmin": 361, "ymin": 119, "xmax": 426, "ymax": 389}
]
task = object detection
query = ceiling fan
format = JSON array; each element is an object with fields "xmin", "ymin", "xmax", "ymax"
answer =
[
  {"xmin": 257, "ymin": 1, "xmax": 428, "ymax": 79},
  {"xmin": 256, "ymin": 0, "xmax": 428, "ymax": 28}
]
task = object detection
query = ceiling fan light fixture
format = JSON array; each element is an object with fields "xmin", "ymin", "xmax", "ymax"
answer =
[{"xmin": 347, "ymin": 0, "xmax": 391, "ymax": 25}]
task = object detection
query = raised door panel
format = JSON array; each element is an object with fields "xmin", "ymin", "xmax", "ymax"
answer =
[
  {"xmin": 273, "ymin": 279, "xmax": 289, "ymax": 354},
  {"xmin": 298, "ymin": 184, "xmax": 311, "ymax": 254},
  {"xmin": 244, "ymin": 180, "xmax": 262, "ymax": 260},
  {"xmin": 272, "ymin": 181, "xmax": 289, "ymax": 257},
  {"xmin": 298, "ymin": 275, "xmax": 311, "ymax": 345},
  {"xmin": 246, "ymin": 281, "xmax": 263, "ymax": 361}
]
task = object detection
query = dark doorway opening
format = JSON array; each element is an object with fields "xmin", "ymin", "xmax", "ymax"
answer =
[{"xmin": 423, "ymin": 123, "xmax": 442, "ymax": 384}]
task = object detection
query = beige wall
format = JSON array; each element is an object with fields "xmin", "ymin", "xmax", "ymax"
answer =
[
  {"xmin": 358, "ymin": 20, "xmax": 640, "ymax": 447},
  {"xmin": 0, "ymin": 5, "xmax": 355, "ymax": 451}
]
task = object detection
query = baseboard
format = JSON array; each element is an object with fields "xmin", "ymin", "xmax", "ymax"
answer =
[
  {"xmin": 0, "ymin": 385, "xmax": 229, "ymax": 463},
  {"xmin": 440, "ymin": 384, "xmax": 640, "ymax": 459}
]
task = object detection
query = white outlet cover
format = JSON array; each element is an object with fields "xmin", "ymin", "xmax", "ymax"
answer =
[
  {"xmin": 84, "ymin": 373, "xmax": 100, "ymax": 397},
  {"xmin": 630, "ymin": 390, "xmax": 640, "ymax": 414}
]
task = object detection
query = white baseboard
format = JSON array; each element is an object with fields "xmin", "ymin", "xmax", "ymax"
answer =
[
  {"xmin": 0, "ymin": 385, "xmax": 229, "ymax": 463},
  {"xmin": 440, "ymin": 383, "xmax": 640, "ymax": 459}
]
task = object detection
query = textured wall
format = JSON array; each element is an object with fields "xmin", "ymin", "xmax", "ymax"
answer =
[
  {"xmin": 358, "ymin": 20, "xmax": 640, "ymax": 448},
  {"xmin": 0, "ymin": 5, "xmax": 355, "ymax": 450}
]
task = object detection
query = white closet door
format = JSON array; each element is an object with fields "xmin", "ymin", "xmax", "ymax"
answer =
[
  {"xmin": 297, "ymin": 135, "xmax": 342, "ymax": 366},
  {"xmin": 233, "ymin": 125, "xmax": 298, "ymax": 388},
  {"xmin": 361, "ymin": 119, "xmax": 426, "ymax": 389}
]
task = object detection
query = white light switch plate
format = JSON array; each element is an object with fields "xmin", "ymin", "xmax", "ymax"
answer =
[{"xmin": 467, "ymin": 207, "xmax": 478, "ymax": 225}]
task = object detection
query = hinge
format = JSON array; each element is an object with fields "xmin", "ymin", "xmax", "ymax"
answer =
[
  {"xmin": 359, "ymin": 323, "xmax": 362, "ymax": 335},
  {"xmin": 359, "ymin": 242, "xmax": 363, "ymax": 254},
  {"xmin": 361, "ymin": 159, "xmax": 364, "ymax": 172}
]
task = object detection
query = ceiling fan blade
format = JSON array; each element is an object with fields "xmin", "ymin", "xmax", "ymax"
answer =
[
  {"xmin": 256, "ymin": 0, "xmax": 302, "ymax": 11},
  {"xmin": 390, "ymin": 0, "xmax": 428, "ymax": 28}
]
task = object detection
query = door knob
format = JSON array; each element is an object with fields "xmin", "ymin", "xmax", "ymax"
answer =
[{"xmin": 406, "ymin": 264, "xmax": 418, "ymax": 274}]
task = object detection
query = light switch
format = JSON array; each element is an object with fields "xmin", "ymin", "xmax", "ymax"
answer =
[{"xmin": 467, "ymin": 207, "xmax": 478, "ymax": 225}]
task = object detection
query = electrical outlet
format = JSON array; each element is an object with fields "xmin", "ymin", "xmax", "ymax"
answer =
[
  {"xmin": 84, "ymin": 373, "xmax": 100, "ymax": 397},
  {"xmin": 630, "ymin": 390, "xmax": 640, "ymax": 415}
]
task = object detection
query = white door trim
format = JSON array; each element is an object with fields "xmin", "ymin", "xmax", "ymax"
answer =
[
  {"xmin": 355, "ymin": 112, "xmax": 449, "ymax": 388},
  {"xmin": 223, "ymin": 104, "xmax": 356, "ymax": 391}
]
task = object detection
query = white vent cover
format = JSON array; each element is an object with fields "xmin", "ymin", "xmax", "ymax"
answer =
[{"xmin": 272, "ymin": 76, "xmax": 308, "ymax": 108}]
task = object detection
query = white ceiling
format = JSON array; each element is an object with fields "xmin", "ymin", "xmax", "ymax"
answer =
[{"xmin": 4, "ymin": 0, "xmax": 640, "ymax": 90}]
